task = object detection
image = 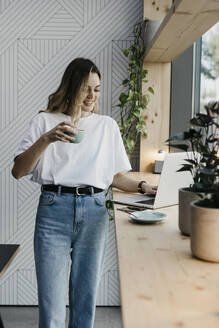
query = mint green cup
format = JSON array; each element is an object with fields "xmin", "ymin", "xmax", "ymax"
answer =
[{"xmin": 65, "ymin": 129, "xmax": 85, "ymax": 143}]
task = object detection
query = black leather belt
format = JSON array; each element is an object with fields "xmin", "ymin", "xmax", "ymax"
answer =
[{"xmin": 41, "ymin": 184, "xmax": 103, "ymax": 196}]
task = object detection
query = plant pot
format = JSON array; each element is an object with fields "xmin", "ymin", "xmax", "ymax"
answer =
[
  {"xmin": 178, "ymin": 188, "xmax": 201, "ymax": 236},
  {"xmin": 144, "ymin": 20, "xmax": 161, "ymax": 47},
  {"xmin": 190, "ymin": 200, "xmax": 219, "ymax": 262}
]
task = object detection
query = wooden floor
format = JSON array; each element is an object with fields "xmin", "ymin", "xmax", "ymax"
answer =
[{"xmin": 0, "ymin": 306, "xmax": 122, "ymax": 328}]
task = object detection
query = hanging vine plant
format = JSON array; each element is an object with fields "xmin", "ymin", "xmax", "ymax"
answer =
[
  {"xmin": 117, "ymin": 19, "xmax": 154, "ymax": 157},
  {"xmin": 106, "ymin": 20, "xmax": 154, "ymax": 221}
]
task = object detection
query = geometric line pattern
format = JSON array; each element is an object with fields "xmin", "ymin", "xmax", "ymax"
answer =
[
  {"xmin": 18, "ymin": 41, "xmax": 44, "ymax": 90},
  {"xmin": 0, "ymin": 0, "xmax": 61, "ymax": 56},
  {"xmin": 96, "ymin": 270, "xmax": 120, "ymax": 305},
  {"xmin": 84, "ymin": 0, "xmax": 113, "ymax": 25},
  {"xmin": 21, "ymin": 39, "xmax": 70, "ymax": 66},
  {"xmin": 94, "ymin": 43, "xmax": 112, "ymax": 117},
  {"xmin": 103, "ymin": 220, "xmax": 118, "ymax": 274},
  {"xmin": 112, "ymin": 40, "xmax": 132, "ymax": 122},
  {"xmin": 18, "ymin": 176, "xmax": 40, "ymax": 207},
  {"xmin": 0, "ymin": 42, "xmax": 18, "ymax": 129},
  {"xmin": 32, "ymin": 7, "xmax": 81, "ymax": 40},
  {"xmin": 18, "ymin": 271, "xmax": 38, "ymax": 305},
  {"xmin": 107, "ymin": 270, "xmax": 121, "ymax": 305},
  {"xmin": 56, "ymin": 0, "xmax": 84, "ymax": 28},
  {"xmin": 0, "ymin": 164, "xmax": 18, "ymax": 244},
  {"xmin": 0, "ymin": 270, "xmax": 18, "ymax": 305},
  {"xmin": 0, "ymin": 0, "xmax": 143, "ymax": 305},
  {"xmin": 14, "ymin": 0, "xmax": 143, "ymax": 125},
  {"xmin": 0, "ymin": 0, "xmax": 15, "ymax": 15}
]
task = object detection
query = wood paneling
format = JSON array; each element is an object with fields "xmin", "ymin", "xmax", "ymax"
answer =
[
  {"xmin": 140, "ymin": 62, "xmax": 170, "ymax": 172},
  {"xmin": 144, "ymin": 0, "xmax": 172, "ymax": 21},
  {"xmin": 144, "ymin": 0, "xmax": 219, "ymax": 62}
]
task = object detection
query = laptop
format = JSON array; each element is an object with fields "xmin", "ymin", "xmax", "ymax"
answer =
[{"xmin": 113, "ymin": 152, "xmax": 193, "ymax": 209}]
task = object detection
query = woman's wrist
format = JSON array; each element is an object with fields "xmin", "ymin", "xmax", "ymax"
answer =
[
  {"xmin": 40, "ymin": 133, "xmax": 52, "ymax": 145},
  {"xmin": 138, "ymin": 181, "xmax": 147, "ymax": 194}
]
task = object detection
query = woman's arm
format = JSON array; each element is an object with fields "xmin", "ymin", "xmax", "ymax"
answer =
[
  {"xmin": 111, "ymin": 172, "xmax": 157, "ymax": 194},
  {"xmin": 12, "ymin": 135, "xmax": 51, "ymax": 179},
  {"xmin": 12, "ymin": 121, "xmax": 77, "ymax": 179}
]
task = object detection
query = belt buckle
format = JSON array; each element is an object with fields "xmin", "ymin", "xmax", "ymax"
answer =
[
  {"xmin": 76, "ymin": 186, "xmax": 86, "ymax": 196},
  {"xmin": 75, "ymin": 186, "xmax": 94, "ymax": 196}
]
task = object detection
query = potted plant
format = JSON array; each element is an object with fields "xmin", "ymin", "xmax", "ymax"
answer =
[
  {"xmin": 190, "ymin": 101, "xmax": 219, "ymax": 262},
  {"xmin": 166, "ymin": 101, "xmax": 219, "ymax": 236}
]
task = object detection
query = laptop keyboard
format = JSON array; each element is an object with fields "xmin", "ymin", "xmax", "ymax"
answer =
[{"xmin": 136, "ymin": 198, "xmax": 155, "ymax": 205}]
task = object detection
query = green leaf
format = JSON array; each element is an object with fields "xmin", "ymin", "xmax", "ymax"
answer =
[
  {"xmin": 123, "ymin": 49, "xmax": 130, "ymax": 57},
  {"xmin": 119, "ymin": 92, "xmax": 128, "ymax": 104},
  {"xmin": 168, "ymin": 143, "xmax": 189, "ymax": 152},
  {"xmin": 190, "ymin": 115, "xmax": 213, "ymax": 127},
  {"xmin": 190, "ymin": 117, "xmax": 203, "ymax": 127},
  {"xmin": 177, "ymin": 164, "xmax": 193, "ymax": 172},
  {"xmin": 122, "ymin": 79, "xmax": 129, "ymax": 86},
  {"xmin": 142, "ymin": 70, "xmax": 147, "ymax": 79},
  {"xmin": 106, "ymin": 200, "xmax": 113, "ymax": 209},
  {"xmin": 148, "ymin": 87, "xmax": 154, "ymax": 94},
  {"xmin": 166, "ymin": 131, "xmax": 197, "ymax": 142},
  {"xmin": 127, "ymin": 90, "xmax": 134, "ymax": 100},
  {"xmin": 207, "ymin": 137, "xmax": 218, "ymax": 143},
  {"xmin": 184, "ymin": 159, "xmax": 197, "ymax": 165}
]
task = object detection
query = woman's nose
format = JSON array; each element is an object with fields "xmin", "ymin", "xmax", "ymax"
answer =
[{"xmin": 87, "ymin": 90, "xmax": 94, "ymax": 99}]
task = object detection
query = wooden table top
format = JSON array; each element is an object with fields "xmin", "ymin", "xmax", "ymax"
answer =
[{"xmin": 113, "ymin": 172, "xmax": 219, "ymax": 328}]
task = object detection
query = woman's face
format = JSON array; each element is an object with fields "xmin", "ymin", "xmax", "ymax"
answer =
[{"xmin": 81, "ymin": 73, "xmax": 100, "ymax": 115}]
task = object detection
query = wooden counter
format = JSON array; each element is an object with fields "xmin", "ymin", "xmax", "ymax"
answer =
[{"xmin": 113, "ymin": 173, "xmax": 219, "ymax": 328}]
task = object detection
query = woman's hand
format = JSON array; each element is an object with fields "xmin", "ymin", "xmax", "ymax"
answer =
[
  {"xmin": 43, "ymin": 121, "xmax": 77, "ymax": 143},
  {"xmin": 141, "ymin": 182, "xmax": 157, "ymax": 195}
]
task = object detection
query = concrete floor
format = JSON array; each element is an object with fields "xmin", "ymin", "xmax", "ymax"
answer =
[{"xmin": 0, "ymin": 306, "xmax": 122, "ymax": 328}]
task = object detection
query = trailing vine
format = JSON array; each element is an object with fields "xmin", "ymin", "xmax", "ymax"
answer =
[
  {"xmin": 117, "ymin": 19, "xmax": 154, "ymax": 157},
  {"xmin": 107, "ymin": 20, "xmax": 154, "ymax": 221}
]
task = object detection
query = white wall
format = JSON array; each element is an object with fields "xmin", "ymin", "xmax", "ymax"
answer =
[{"xmin": 0, "ymin": 0, "xmax": 143, "ymax": 305}]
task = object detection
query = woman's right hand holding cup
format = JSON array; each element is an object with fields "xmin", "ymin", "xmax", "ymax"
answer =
[{"xmin": 43, "ymin": 121, "xmax": 78, "ymax": 144}]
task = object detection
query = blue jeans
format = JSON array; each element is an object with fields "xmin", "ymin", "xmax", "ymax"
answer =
[{"xmin": 34, "ymin": 190, "xmax": 109, "ymax": 328}]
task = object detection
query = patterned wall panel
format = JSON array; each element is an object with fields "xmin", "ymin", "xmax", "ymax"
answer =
[{"xmin": 0, "ymin": 0, "xmax": 142, "ymax": 305}]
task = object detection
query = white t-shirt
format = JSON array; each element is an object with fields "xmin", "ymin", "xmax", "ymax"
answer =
[{"xmin": 14, "ymin": 112, "xmax": 132, "ymax": 189}]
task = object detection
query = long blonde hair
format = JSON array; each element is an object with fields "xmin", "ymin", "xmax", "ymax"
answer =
[{"xmin": 41, "ymin": 58, "xmax": 101, "ymax": 126}]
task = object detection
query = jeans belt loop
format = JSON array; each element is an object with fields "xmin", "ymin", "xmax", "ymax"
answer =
[
  {"xmin": 89, "ymin": 186, "xmax": 94, "ymax": 195},
  {"xmin": 57, "ymin": 185, "xmax": 62, "ymax": 196}
]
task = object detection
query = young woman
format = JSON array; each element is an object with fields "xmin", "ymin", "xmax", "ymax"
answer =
[{"xmin": 12, "ymin": 58, "xmax": 157, "ymax": 328}]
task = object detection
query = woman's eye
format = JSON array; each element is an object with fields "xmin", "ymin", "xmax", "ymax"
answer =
[{"xmin": 95, "ymin": 89, "xmax": 100, "ymax": 92}]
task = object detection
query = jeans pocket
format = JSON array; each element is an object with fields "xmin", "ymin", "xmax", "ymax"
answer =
[
  {"xmin": 39, "ymin": 191, "xmax": 56, "ymax": 206},
  {"xmin": 93, "ymin": 192, "xmax": 106, "ymax": 206}
]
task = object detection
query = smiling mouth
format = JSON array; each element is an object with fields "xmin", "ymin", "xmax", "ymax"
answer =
[{"xmin": 83, "ymin": 101, "xmax": 94, "ymax": 106}]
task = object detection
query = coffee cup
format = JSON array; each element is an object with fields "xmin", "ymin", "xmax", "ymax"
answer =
[{"xmin": 65, "ymin": 129, "xmax": 85, "ymax": 143}]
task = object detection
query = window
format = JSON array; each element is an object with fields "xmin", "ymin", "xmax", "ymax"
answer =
[{"xmin": 200, "ymin": 22, "xmax": 219, "ymax": 113}]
